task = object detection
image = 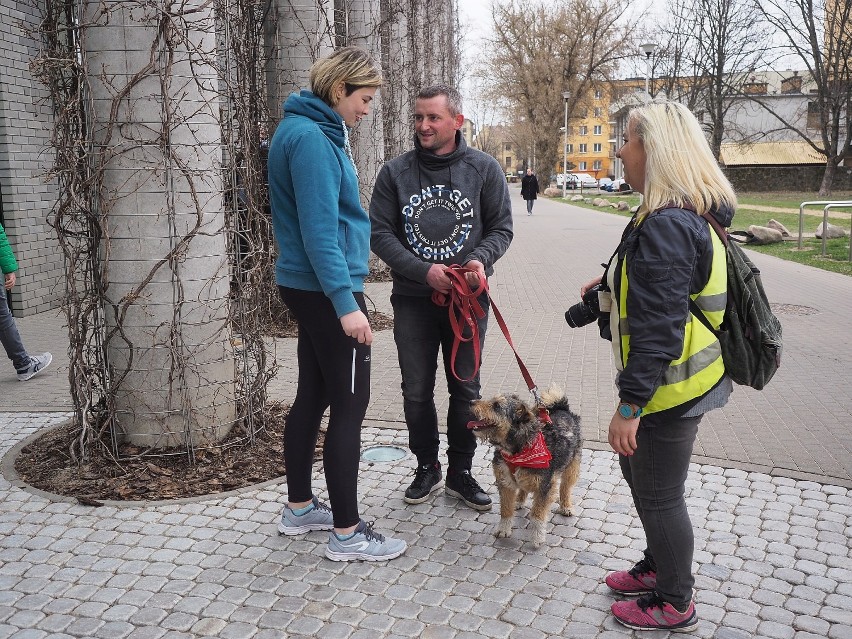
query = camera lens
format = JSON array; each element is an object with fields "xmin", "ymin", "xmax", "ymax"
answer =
[{"xmin": 565, "ymin": 303, "xmax": 598, "ymax": 328}]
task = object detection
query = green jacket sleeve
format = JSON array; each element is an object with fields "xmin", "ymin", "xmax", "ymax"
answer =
[{"xmin": 0, "ymin": 223, "xmax": 19, "ymax": 275}]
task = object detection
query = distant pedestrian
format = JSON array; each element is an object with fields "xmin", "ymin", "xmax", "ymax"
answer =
[
  {"xmin": 0, "ymin": 222, "xmax": 51, "ymax": 381},
  {"xmin": 580, "ymin": 100, "xmax": 736, "ymax": 632},
  {"xmin": 268, "ymin": 46, "xmax": 406, "ymax": 562},
  {"xmin": 520, "ymin": 168, "xmax": 539, "ymax": 215}
]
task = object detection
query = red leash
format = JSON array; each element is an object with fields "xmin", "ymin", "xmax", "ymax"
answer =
[{"xmin": 431, "ymin": 265, "xmax": 551, "ymax": 424}]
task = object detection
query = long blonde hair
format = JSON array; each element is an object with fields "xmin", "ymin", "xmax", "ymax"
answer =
[
  {"xmin": 629, "ymin": 101, "xmax": 737, "ymax": 217},
  {"xmin": 310, "ymin": 46, "xmax": 383, "ymax": 107}
]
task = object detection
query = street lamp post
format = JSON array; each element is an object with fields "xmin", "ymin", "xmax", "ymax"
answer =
[
  {"xmin": 639, "ymin": 42, "xmax": 657, "ymax": 100},
  {"xmin": 562, "ymin": 90, "xmax": 571, "ymax": 199}
]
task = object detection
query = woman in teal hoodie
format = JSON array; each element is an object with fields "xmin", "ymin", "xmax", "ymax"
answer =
[
  {"xmin": 0, "ymin": 222, "xmax": 51, "ymax": 381},
  {"xmin": 268, "ymin": 47, "xmax": 406, "ymax": 561}
]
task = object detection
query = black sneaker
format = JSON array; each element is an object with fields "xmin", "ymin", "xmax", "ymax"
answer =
[
  {"xmin": 404, "ymin": 462, "xmax": 443, "ymax": 504},
  {"xmin": 445, "ymin": 469, "xmax": 492, "ymax": 511}
]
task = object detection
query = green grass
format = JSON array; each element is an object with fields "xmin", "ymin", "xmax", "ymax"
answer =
[{"xmin": 557, "ymin": 192, "xmax": 852, "ymax": 276}]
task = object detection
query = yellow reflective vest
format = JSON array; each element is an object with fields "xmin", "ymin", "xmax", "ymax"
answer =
[{"xmin": 616, "ymin": 221, "xmax": 727, "ymax": 414}]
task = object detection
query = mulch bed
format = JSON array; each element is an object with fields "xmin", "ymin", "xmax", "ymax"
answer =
[{"xmin": 13, "ymin": 402, "xmax": 308, "ymax": 504}]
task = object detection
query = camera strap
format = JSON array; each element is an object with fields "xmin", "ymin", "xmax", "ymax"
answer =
[{"xmin": 432, "ymin": 265, "xmax": 551, "ymax": 422}]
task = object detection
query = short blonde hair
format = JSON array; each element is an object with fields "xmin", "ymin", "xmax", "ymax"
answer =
[
  {"xmin": 310, "ymin": 46, "xmax": 383, "ymax": 107},
  {"xmin": 628, "ymin": 101, "xmax": 737, "ymax": 217}
]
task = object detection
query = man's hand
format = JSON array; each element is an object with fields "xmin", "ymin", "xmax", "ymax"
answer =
[
  {"xmin": 340, "ymin": 310, "xmax": 373, "ymax": 345},
  {"xmin": 425, "ymin": 264, "xmax": 452, "ymax": 293},
  {"xmin": 608, "ymin": 410, "xmax": 640, "ymax": 456},
  {"xmin": 463, "ymin": 260, "xmax": 486, "ymax": 290},
  {"xmin": 4, "ymin": 273, "xmax": 15, "ymax": 290}
]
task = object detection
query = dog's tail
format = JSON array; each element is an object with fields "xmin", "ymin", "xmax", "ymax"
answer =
[{"xmin": 540, "ymin": 386, "xmax": 570, "ymax": 411}]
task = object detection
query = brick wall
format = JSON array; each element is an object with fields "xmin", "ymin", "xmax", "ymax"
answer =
[{"xmin": 0, "ymin": 0, "xmax": 62, "ymax": 317}]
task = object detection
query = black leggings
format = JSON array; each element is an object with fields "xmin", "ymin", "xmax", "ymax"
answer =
[{"xmin": 279, "ymin": 287, "xmax": 370, "ymax": 529}]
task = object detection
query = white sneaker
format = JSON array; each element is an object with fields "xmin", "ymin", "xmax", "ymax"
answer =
[
  {"xmin": 17, "ymin": 353, "xmax": 52, "ymax": 381},
  {"xmin": 278, "ymin": 496, "xmax": 334, "ymax": 535}
]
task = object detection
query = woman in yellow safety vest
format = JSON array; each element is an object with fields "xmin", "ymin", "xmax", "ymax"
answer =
[{"xmin": 580, "ymin": 101, "xmax": 736, "ymax": 632}]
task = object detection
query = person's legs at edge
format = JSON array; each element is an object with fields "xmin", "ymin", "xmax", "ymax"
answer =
[
  {"xmin": 526, "ymin": 199, "xmax": 534, "ymax": 215},
  {"xmin": 610, "ymin": 412, "xmax": 701, "ymax": 630},
  {"xmin": 392, "ymin": 294, "xmax": 443, "ymax": 503},
  {"xmin": 0, "ymin": 286, "xmax": 30, "ymax": 371},
  {"xmin": 441, "ymin": 293, "xmax": 491, "ymax": 510}
]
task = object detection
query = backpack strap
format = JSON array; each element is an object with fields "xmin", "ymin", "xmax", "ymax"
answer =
[{"xmin": 690, "ymin": 211, "xmax": 729, "ymax": 334}]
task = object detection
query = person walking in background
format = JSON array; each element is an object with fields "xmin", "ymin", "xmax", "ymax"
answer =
[
  {"xmin": 0, "ymin": 222, "xmax": 51, "ymax": 382},
  {"xmin": 370, "ymin": 84, "xmax": 513, "ymax": 512},
  {"xmin": 520, "ymin": 168, "xmax": 539, "ymax": 215},
  {"xmin": 579, "ymin": 100, "xmax": 735, "ymax": 632},
  {"xmin": 267, "ymin": 46, "xmax": 406, "ymax": 562}
]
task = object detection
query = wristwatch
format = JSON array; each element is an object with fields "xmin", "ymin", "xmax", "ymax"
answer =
[{"xmin": 617, "ymin": 402, "xmax": 643, "ymax": 419}]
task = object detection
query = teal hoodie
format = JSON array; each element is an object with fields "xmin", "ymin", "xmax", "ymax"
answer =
[{"xmin": 268, "ymin": 90, "xmax": 369, "ymax": 317}]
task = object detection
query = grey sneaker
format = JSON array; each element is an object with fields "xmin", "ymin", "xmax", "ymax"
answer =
[
  {"xmin": 278, "ymin": 496, "xmax": 334, "ymax": 535},
  {"xmin": 325, "ymin": 519, "xmax": 407, "ymax": 562},
  {"xmin": 17, "ymin": 353, "xmax": 52, "ymax": 381}
]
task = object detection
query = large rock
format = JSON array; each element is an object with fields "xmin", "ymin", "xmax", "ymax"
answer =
[
  {"xmin": 748, "ymin": 225, "xmax": 784, "ymax": 244},
  {"xmin": 617, "ymin": 201, "xmax": 630, "ymax": 211},
  {"xmin": 544, "ymin": 187, "xmax": 561, "ymax": 197},
  {"xmin": 593, "ymin": 198, "xmax": 607, "ymax": 206},
  {"xmin": 815, "ymin": 222, "xmax": 847, "ymax": 239},
  {"xmin": 767, "ymin": 219, "xmax": 791, "ymax": 237},
  {"xmin": 571, "ymin": 194, "xmax": 584, "ymax": 201}
]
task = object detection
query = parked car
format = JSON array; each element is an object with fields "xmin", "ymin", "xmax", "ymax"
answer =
[
  {"xmin": 598, "ymin": 177, "xmax": 613, "ymax": 190},
  {"xmin": 566, "ymin": 172, "xmax": 599, "ymax": 189},
  {"xmin": 605, "ymin": 177, "xmax": 631, "ymax": 192}
]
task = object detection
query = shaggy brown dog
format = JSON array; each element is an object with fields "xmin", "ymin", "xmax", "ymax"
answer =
[{"xmin": 468, "ymin": 388, "xmax": 582, "ymax": 547}]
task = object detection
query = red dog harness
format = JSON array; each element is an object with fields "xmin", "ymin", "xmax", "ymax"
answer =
[{"xmin": 501, "ymin": 430, "xmax": 553, "ymax": 472}]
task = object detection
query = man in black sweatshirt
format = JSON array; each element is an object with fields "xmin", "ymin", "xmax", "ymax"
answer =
[{"xmin": 370, "ymin": 85, "xmax": 514, "ymax": 511}]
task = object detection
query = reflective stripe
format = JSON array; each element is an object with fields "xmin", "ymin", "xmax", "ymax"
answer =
[
  {"xmin": 692, "ymin": 291, "xmax": 726, "ymax": 314},
  {"xmin": 661, "ymin": 340, "xmax": 722, "ymax": 385}
]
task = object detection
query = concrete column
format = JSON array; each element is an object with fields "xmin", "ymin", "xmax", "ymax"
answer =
[{"xmin": 84, "ymin": 1, "xmax": 235, "ymax": 447}]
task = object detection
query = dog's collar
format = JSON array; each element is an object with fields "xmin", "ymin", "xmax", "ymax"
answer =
[{"xmin": 501, "ymin": 431, "xmax": 552, "ymax": 470}]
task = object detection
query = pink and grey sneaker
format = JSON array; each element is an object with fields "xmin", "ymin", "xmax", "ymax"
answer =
[
  {"xmin": 605, "ymin": 557, "xmax": 657, "ymax": 595},
  {"xmin": 611, "ymin": 592, "xmax": 698, "ymax": 632}
]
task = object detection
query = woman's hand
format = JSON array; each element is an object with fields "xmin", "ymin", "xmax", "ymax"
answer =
[
  {"xmin": 581, "ymin": 275, "xmax": 602, "ymax": 297},
  {"xmin": 340, "ymin": 310, "xmax": 373, "ymax": 346},
  {"xmin": 4, "ymin": 273, "xmax": 15, "ymax": 290},
  {"xmin": 608, "ymin": 411, "xmax": 640, "ymax": 456}
]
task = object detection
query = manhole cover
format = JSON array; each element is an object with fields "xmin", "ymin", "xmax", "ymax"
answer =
[
  {"xmin": 361, "ymin": 445, "xmax": 408, "ymax": 463},
  {"xmin": 771, "ymin": 304, "xmax": 819, "ymax": 315}
]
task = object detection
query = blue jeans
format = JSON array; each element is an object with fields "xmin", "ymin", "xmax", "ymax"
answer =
[
  {"xmin": 618, "ymin": 411, "xmax": 702, "ymax": 606},
  {"xmin": 525, "ymin": 198, "xmax": 534, "ymax": 213},
  {"xmin": 391, "ymin": 293, "xmax": 489, "ymax": 472},
  {"xmin": 0, "ymin": 286, "xmax": 28, "ymax": 371}
]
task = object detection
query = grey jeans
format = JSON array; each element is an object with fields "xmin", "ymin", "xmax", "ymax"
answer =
[
  {"xmin": 0, "ymin": 286, "xmax": 28, "ymax": 371},
  {"xmin": 618, "ymin": 410, "xmax": 702, "ymax": 606}
]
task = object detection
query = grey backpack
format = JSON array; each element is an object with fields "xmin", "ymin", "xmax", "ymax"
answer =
[{"xmin": 690, "ymin": 213, "xmax": 783, "ymax": 390}]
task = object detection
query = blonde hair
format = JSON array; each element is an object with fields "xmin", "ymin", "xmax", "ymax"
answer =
[
  {"xmin": 310, "ymin": 46, "xmax": 382, "ymax": 107},
  {"xmin": 628, "ymin": 101, "xmax": 737, "ymax": 217}
]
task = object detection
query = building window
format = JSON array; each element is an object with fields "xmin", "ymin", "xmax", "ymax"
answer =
[
  {"xmin": 593, "ymin": 125, "xmax": 602, "ymax": 135},
  {"xmin": 594, "ymin": 107, "xmax": 602, "ymax": 117},
  {"xmin": 578, "ymin": 125, "xmax": 588, "ymax": 135},
  {"xmin": 504, "ymin": 143, "xmax": 512, "ymax": 152},
  {"xmin": 566, "ymin": 143, "xmax": 574, "ymax": 153},
  {"xmin": 593, "ymin": 143, "xmax": 602, "ymax": 152},
  {"xmin": 593, "ymin": 160, "xmax": 602, "ymax": 170},
  {"xmin": 579, "ymin": 143, "xmax": 588, "ymax": 153},
  {"xmin": 505, "ymin": 157, "xmax": 512, "ymax": 168},
  {"xmin": 807, "ymin": 101, "xmax": 821, "ymax": 129},
  {"xmin": 595, "ymin": 89, "xmax": 602, "ymax": 99},
  {"xmin": 579, "ymin": 161, "xmax": 587, "ymax": 170}
]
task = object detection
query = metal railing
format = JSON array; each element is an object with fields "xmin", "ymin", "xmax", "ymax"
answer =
[{"xmin": 797, "ymin": 200, "xmax": 852, "ymax": 261}]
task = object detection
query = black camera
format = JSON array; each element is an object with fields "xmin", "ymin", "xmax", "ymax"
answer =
[{"xmin": 565, "ymin": 283, "xmax": 605, "ymax": 328}]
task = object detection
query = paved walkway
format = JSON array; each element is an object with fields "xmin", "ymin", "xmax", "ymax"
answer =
[{"xmin": 1, "ymin": 188, "xmax": 850, "ymax": 638}]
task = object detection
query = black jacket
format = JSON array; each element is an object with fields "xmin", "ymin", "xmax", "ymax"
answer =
[
  {"xmin": 520, "ymin": 174, "xmax": 539, "ymax": 200},
  {"xmin": 603, "ymin": 204, "xmax": 734, "ymax": 408}
]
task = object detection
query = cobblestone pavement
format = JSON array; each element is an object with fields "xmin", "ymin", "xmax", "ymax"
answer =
[
  {"xmin": 1, "ymin": 189, "xmax": 851, "ymax": 637},
  {"xmin": 1, "ymin": 413, "xmax": 851, "ymax": 639}
]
